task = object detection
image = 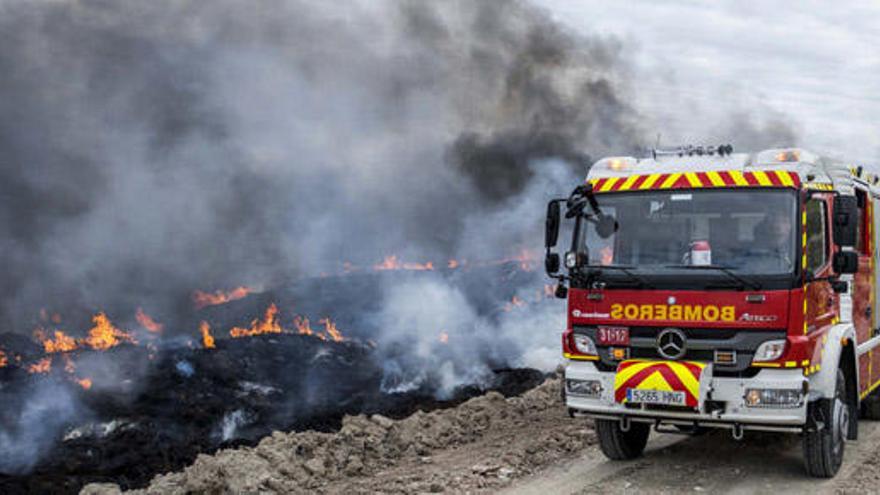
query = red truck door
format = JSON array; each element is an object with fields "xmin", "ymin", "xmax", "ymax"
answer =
[
  {"xmin": 851, "ymin": 188, "xmax": 875, "ymax": 396},
  {"xmin": 804, "ymin": 195, "xmax": 837, "ymax": 335}
]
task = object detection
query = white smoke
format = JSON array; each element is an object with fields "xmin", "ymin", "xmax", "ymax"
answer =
[
  {"xmin": 375, "ymin": 160, "xmax": 574, "ymax": 395},
  {"xmin": 0, "ymin": 382, "xmax": 81, "ymax": 474}
]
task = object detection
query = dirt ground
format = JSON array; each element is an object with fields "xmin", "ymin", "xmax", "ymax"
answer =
[
  {"xmin": 81, "ymin": 376, "xmax": 880, "ymax": 494},
  {"xmin": 81, "ymin": 376, "xmax": 595, "ymax": 494}
]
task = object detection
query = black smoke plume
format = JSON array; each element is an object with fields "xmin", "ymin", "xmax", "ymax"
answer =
[{"xmin": 0, "ymin": 0, "xmax": 647, "ymax": 332}]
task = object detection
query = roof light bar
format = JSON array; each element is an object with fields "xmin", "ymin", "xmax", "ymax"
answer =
[
  {"xmin": 754, "ymin": 148, "xmax": 819, "ymax": 166},
  {"xmin": 594, "ymin": 156, "xmax": 638, "ymax": 172}
]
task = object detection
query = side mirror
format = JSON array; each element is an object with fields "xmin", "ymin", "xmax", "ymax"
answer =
[
  {"xmin": 545, "ymin": 252, "xmax": 560, "ymax": 274},
  {"xmin": 546, "ymin": 201, "xmax": 561, "ymax": 248},
  {"xmin": 555, "ymin": 284, "xmax": 568, "ymax": 299},
  {"xmin": 596, "ymin": 214, "xmax": 619, "ymax": 239},
  {"xmin": 833, "ymin": 195, "xmax": 858, "ymax": 247},
  {"xmin": 833, "ymin": 251, "xmax": 859, "ymax": 274}
]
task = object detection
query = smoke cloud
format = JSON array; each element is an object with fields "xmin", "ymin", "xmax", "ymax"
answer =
[
  {"xmin": 0, "ymin": 0, "xmax": 800, "ymax": 476},
  {"xmin": 0, "ymin": 0, "xmax": 649, "ymax": 332}
]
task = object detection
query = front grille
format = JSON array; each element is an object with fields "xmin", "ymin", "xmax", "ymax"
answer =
[{"xmin": 575, "ymin": 326, "xmax": 786, "ymax": 376}]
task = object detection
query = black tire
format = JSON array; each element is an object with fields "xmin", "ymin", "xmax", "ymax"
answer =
[
  {"xmin": 596, "ymin": 419, "xmax": 650, "ymax": 460},
  {"xmin": 803, "ymin": 369, "xmax": 849, "ymax": 478}
]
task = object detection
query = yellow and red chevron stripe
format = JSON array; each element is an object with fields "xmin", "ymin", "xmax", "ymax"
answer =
[
  {"xmin": 589, "ymin": 170, "xmax": 800, "ymax": 193},
  {"xmin": 614, "ymin": 359, "xmax": 707, "ymax": 407}
]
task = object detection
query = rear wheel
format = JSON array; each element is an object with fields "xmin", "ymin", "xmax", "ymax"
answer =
[
  {"xmin": 596, "ymin": 419, "xmax": 650, "ymax": 460},
  {"xmin": 803, "ymin": 369, "xmax": 849, "ymax": 478}
]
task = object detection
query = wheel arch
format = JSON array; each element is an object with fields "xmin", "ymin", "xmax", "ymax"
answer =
[{"xmin": 807, "ymin": 323, "xmax": 859, "ymax": 402}]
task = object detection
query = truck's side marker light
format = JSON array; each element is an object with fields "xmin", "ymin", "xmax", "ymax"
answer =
[
  {"xmin": 563, "ymin": 352, "xmax": 599, "ymax": 361},
  {"xmin": 745, "ymin": 294, "xmax": 766, "ymax": 303}
]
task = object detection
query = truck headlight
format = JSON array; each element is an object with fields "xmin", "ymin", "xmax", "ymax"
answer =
[
  {"xmin": 753, "ymin": 339, "xmax": 786, "ymax": 362},
  {"xmin": 566, "ymin": 379, "xmax": 603, "ymax": 397},
  {"xmin": 744, "ymin": 388, "xmax": 802, "ymax": 408},
  {"xmin": 573, "ymin": 334, "xmax": 597, "ymax": 355},
  {"xmin": 564, "ymin": 251, "xmax": 578, "ymax": 269}
]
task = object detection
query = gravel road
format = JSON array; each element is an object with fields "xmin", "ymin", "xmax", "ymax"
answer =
[{"xmin": 506, "ymin": 418, "xmax": 880, "ymax": 494}]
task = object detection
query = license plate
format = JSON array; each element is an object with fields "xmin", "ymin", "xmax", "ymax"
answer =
[
  {"xmin": 597, "ymin": 326, "xmax": 629, "ymax": 346},
  {"xmin": 626, "ymin": 388, "xmax": 686, "ymax": 406}
]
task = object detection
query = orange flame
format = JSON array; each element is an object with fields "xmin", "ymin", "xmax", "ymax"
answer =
[
  {"xmin": 28, "ymin": 357, "xmax": 51, "ymax": 374},
  {"xmin": 136, "ymin": 308, "xmax": 164, "ymax": 333},
  {"xmin": 0, "ymin": 350, "xmax": 7, "ymax": 368},
  {"xmin": 192, "ymin": 286, "xmax": 253, "ymax": 310},
  {"xmin": 230, "ymin": 303, "xmax": 283, "ymax": 338},
  {"xmin": 77, "ymin": 378, "xmax": 92, "ymax": 390},
  {"xmin": 373, "ymin": 255, "xmax": 434, "ymax": 271},
  {"xmin": 199, "ymin": 321, "xmax": 215, "ymax": 349},
  {"xmin": 294, "ymin": 315, "xmax": 313, "ymax": 336},
  {"xmin": 447, "ymin": 259, "xmax": 460, "ymax": 269},
  {"xmin": 35, "ymin": 329, "xmax": 78, "ymax": 353},
  {"xmin": 318, "ymin": 317, "xmax": 345, "ymax": 342},
  {"xmin": 84, "ymin": 313, "xmax": 137, "ymax": 351},
  {"xmin": 439, "ymin": 331, "xmax": 449, "ymax": 344}
]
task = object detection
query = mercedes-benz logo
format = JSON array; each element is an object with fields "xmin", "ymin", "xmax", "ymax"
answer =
[{"xmin": 657, "ymin": 328, "xmax": 687, "ymax": 360}]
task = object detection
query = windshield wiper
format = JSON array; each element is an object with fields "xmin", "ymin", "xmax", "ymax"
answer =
[
  {"xmin": 584, "ymin": 264, "xmax": 654, "ymax": 289},
  {"xmin": 664, "ymin": 264, "xmax": 762, "ymax": 291}
]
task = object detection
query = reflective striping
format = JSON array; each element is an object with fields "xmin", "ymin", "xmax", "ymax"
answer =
[
  {"xmin": 684, "ymin": 172, "xmax": 702, "ymax": 187},
  {"xmin": 588, "ymin": 170, "xmax": 801, "ymax": 193},
  {"xmin": 806, "ymin": 182, "xmax": 833, "ymax": 190},
  {"xmin": 563, "ymin": 352, "xmax": 599, "ymax": 361},
  {"xmin": 639, "ymin": 173, "xmax": 661, "ymax": 190},
  {"xmin": 618, "ymin": 174, "xmax": 640, "ymax": 191},
  {"xmin": 660, "ymin": 173, "xmax": 682, "ymax": 189},
  {"xmin": 728, "ymin": 170, "xmax": 749, "ymax": 186},
  {"xmin": 752, "ymin": 170, "xmax": 772, "ymax": 186},
  {"xmin": 861, "ymin": 378, "xmax": 880, "ymax": 400},
  {"xmin": 706, "ymin": 170, "xmax": 726, "ymax": 187},
  {"xmin": 614, "ymin": 359, "xmax": 707, "ymax": 407},
  {"xmin": 599, "ymin": 177, "xmax": 619, "ymax": 192},
  {"xmin": 776, "ymin": 170, "xmax": 794, "ymax": 187}
]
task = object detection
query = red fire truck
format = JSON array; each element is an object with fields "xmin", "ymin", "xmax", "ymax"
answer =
[{"xmin": 545, "ymin": 146, "xmax": 880, "ymax": 477}]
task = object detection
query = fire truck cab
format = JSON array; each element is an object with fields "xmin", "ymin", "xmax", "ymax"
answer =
[{"xmin": 545, "ymin": 146, "xmax": 880, "ymax": 477}]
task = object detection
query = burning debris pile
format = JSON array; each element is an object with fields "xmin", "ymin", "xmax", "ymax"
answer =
[{"xmin": 0, "ymin": 258, "xmax": 556, "ymax": 494}]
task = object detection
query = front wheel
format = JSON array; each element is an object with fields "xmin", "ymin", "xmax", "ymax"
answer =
[
  {"xmin": 803, "ymin": 369, "xmax": 849, "ymax": 478},
  {"xmin": 596, "ymin": 419, "xmax": 650, "ymax": 460}
]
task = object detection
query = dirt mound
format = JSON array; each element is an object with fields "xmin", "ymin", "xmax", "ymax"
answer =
[{"xmin": 81, "ymin": 376, "xmax": 595, "ymax": 494}]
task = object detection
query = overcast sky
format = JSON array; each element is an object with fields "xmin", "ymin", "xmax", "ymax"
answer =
[{"xmin": 536, "ymin": 0, "xmax": 880, "ymax": 165}]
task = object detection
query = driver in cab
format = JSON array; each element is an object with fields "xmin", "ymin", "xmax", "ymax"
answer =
[{"xmin": 747, "ymin": 210, "xmax": 795, "ymax": 272}]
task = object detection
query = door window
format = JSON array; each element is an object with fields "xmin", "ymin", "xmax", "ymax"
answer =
[{"xmin": 805, "ymin": 199, "xmax": 828, "ymax": 273}]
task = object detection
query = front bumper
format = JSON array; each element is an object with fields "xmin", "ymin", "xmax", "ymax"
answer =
[{"xmin": 565, "ymin": 360, "xmax": 808, "ymax": 431}]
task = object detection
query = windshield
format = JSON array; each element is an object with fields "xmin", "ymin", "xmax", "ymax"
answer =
[{"xmin": 581, "ymin": 189, "xmax": 797, "ymax": 275}]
